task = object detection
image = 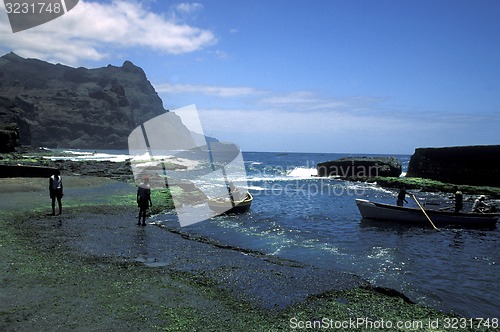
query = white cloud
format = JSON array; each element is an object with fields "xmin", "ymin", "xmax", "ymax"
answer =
[
  {"xmin": 158, "ymin": 81, "xmax": 497, "ymax": 147},
  {"xmin": 259, "ymin": 91, "xmax": 386, "ymax": 112},
  {"xmin": 188, "ymin": 88, "xmax": 500, "ymax": 153},
  {"xmin": 174, "ymin": 3, "xmax": 204, "ymax": 15},
  {"xmin": 0, "ymin": 0, "xmax": 217, "ymax": 66},
  {"xmin": 156, "ymin": 82, "xmax": 262, "ymax": 97},
  {"xmin": 196, "ymin": 107, "xmax": 409, "ymax": 152},
  {"xmin": 199, "ymin": 107, "xmax": 406, "ymax": 136}
]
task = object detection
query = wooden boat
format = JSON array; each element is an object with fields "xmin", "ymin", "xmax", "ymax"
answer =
[
  {"xmin": 356, "ymin": 199, "xmax": 499, "ymax": 228},
  {"xmin": 208, "ymin": 192, "xmax": 253, "ymax": 215}
]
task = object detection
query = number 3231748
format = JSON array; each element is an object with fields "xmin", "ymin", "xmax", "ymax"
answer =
[
  {"xmin": 5, "ymin": 2, "xmax": 63, "ymax": 14},
  {"xmin": 444, "ymin": 318, "xmax": 498, "ymax": 329}
]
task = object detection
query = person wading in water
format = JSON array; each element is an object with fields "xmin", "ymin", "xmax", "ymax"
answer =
[
  {"xmin": 137, "ymin": 176, "xmax": 152, "ymax": 226},
  {"xmin": 49, "ymin": 170, "xmax": 63, "ymax": 215}
]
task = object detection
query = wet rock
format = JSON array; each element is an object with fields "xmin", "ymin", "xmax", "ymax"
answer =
[{"xmin": 317, "ymin": 156, "xmax": 402, "ymax": 179}]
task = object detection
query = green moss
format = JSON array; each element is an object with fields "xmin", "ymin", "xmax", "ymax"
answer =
[
  {"xmin": 0, "ymin": 209, "xmax": 276, "ymax": 331},
  {"xmin": 1, "ymin": 206, "xmax": 472, "ymax": 331},
  {"xmin": 0, "ymin": 178, "xmax": 482, "ymax": 331},
  {"xmin": 281, "ymin": 287, "xmax": 487, "ymax": 331},
  {"xmin": 150, "ymin": 189, "xmax": 175, "ymax": 213}
]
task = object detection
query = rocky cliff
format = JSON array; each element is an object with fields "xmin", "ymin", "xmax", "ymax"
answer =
[
  {"xmin": 406, "ymin": 145, "xmax": 500, "ymax": 187},
  {"xmin": 0, "ymin": 52, "xmax": 179, "ymax": 149}
]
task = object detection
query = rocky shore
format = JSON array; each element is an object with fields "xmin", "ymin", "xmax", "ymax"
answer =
[
  {"xmin": 0, "ymin": 146, "xmax": 134, "ymax": 182},
  {"xmin": 0, "ymin": 161, "xmax": 472, "ymax": 330}
]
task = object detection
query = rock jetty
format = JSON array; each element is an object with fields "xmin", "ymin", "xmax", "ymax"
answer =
[
  {"xmin": 406, "ymin": 145, "xmax": 500, "ymax": 187},
  {"xmin": 317, "ymin": 156, "xmax": 402, "ymax": 179},
  {"xmin": 0, "ymin": 164, "xmax": 58, "ymax": 178}
]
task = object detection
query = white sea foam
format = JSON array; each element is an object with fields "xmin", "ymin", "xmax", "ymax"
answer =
[
  {"xmin": 286, "ymin": 167, "xmax": 318, "ymax": 178},
  {"xmin": 62, "ymin": 150, "xmax": 93, "ymax": 155},
  {"xmin": 246, "ymin": 185, "xmax": 267, "ymax": 191},
  {"xmin": 43, "ymin": 150, "xmax": 131, "ymax": 162},
  {"xmin": 244, "ymin": 166, "xmax": 320, "ymax": 183}
]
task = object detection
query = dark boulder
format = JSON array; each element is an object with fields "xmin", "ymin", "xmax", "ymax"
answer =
[
  {"xmin": 0, "ymin": 96, "xmax": 32, "ymax": 146},
  {"xmin": 407, "ymin": 145, "xmax": 500, "ymax": 187},
  {"xmin": 0, "ymin": 124, "xmax": 20, "ymax": 152},
  {"xmin": 317, "ymin": 156, "xmax": 402, "ymax": 179}
]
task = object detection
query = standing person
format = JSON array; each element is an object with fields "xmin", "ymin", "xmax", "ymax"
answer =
[
  {"xmin": 454, "ymin": 188, "xmax": 463, "ymax": 213},
  {"xmin": 49, "ymin": 170, "xmax": 63, "ymax": 215},
  {"xmin": 397, "ymin": 187, "xmax": 409, "ymax": 207},
  {"xmin": 137, "ymin": 176, "xmax": 152, "ymax": 226}
]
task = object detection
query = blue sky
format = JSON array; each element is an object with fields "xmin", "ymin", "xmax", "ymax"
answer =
[{"xmin": 1, "ymin": 0, "xmax": 499, "ymax": 154}]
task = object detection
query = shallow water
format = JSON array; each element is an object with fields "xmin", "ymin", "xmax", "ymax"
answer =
[{"xmin": 154, "ymin": 152, "xmax": 499, "ymax": 318}]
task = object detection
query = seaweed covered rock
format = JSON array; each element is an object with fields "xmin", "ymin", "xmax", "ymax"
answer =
[
  {"xmin": 407, "ymin": 145, "xmax": 500, "ymax": 187},
  {"xmin": 317, "ymin": 156, "xmax": 402, "ymax": 179}
]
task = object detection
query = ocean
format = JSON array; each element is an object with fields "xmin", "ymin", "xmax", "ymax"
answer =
[{"xmin": 52, "ymin": 149, "xmax": 500, "ymax": 318}]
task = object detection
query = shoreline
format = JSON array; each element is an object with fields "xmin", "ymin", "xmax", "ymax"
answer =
[
  {"xmin": 3, "ymin": 147, "xmax": 500, "ymax": 198},
  {"xmin": 0, "ymin": 176, "xmax": 479, "ymax": 331}
]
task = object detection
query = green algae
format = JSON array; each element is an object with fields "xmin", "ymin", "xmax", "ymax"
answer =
[
  {"xmin": 0, "ymin": 176, "xmax": 483, "ymax": 331},
  {"xmin": 0, "ymin": 209, "xmax": 277, "ymax": 331},
  {"xmin": 1, "ymin": 205, "xmax": 471, "ymax": 332}
]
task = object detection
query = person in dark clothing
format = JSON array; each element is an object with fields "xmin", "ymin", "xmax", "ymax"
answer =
[
  {"xmin": 137, "ymin": 176, "xmax": 152, "ymax": 226},
  {"xmin": 49, "ymin": 170, "xmax": 63, "ymax": 215},
  {"xmin": 397, "ymin": 187, "xmax": 410, "ymax": 207},
  {"xmin": 454, "ymin": 188, "xmax": 463, "ymax": 213}
]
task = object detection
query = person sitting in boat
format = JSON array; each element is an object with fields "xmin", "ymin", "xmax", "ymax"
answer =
[
  {"xmin": 471, "ymin": 195, "xmax": 491, "ymax": 213},
  {"xmin": 397, "ymin": 187, "xmax": 410, "ymax": 206},
  {"xmin": 228, "ymin": 180, "xmax": 241, "ymax": 201}
]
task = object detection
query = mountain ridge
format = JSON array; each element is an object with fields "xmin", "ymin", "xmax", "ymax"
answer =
[{"xmin": 0, "ymin": 52, "xmax": 187, "ymax": 150}]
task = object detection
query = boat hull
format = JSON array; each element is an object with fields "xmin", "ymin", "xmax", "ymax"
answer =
[
  {"xmin": 356, "ymin": 199, "xmax": 498, "ymax": 228},
  {"xmin": 208, "ymin": 192, "xmax": 253, "ymax": 215}
]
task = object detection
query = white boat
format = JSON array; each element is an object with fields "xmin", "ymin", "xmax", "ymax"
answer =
[{"xmin": 356, "ymin": 199, "xmax": 498, "ymax": 228}]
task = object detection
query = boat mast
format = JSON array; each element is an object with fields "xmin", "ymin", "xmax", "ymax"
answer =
[{"xmin": 207, "ymin": 140, "xmax": 235, "ymax": 207}]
